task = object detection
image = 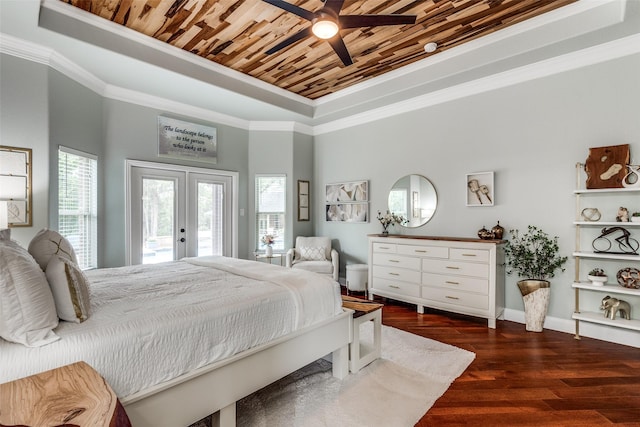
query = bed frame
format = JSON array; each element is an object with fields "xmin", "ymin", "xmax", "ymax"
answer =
[{"xmin": 121, "ymin": 309, "xmax": 353, "ymax": 427}]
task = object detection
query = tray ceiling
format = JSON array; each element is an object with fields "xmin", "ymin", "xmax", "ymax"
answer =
[{"xmin": 62, "ymin": 0, "xmax": 575, "ymax": 100}]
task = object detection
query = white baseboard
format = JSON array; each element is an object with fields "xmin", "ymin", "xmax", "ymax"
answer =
[{"xmin": 503, "ymin": 309, "xmax": 639, "ymax": 348}]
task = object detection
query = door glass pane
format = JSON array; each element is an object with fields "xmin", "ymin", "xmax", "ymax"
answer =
[
  {"xmin": 197, "ymin": 182, "xmax": 224, "ymax": 256},
  {"xmin": 142, "ymin": 178, "xmax": 175, "ymax": 264}
]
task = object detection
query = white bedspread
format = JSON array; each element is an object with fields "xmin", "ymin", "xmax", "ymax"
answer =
[{"xmin": 0, "ymin": 256, "xmax": 342, "ymax": 398}]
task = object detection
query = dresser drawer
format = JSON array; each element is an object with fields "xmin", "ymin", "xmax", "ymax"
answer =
[
  {"xmin": 450, "ymin": 248, "xmax": 489, "ymax": 262},
  {"xmin": 397, "ymin": 244, "xmax": 448, "ymax": 258},
  {"xmin": 373, "ymin": 242, "xmax": 397, "ymax": 253},
  {"xmin": 422, "ymin": 273, "xmax": 489, "ymax": 295},
  {"xmin": 373, "ymin": 277, "xmax": 420, "ymax": 298},
  {"xmin": 373, "ymin": 265, "xmax": 421, "ymax": 283},
  {"xmin": 372, "ymin": 253, "xmax": 421, "ymax": 270},
  {"xmin": 422, "ymin": 287, "xmax": 489, "ymax": 310},
  {"xmin": 422, "ymin": 259, "xmax": 489, "ymax": 278}
]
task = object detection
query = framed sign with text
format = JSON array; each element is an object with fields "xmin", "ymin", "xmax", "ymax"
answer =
[{"xmin": 158, "ymin": 116, "xmax": 217, "ymax": 164}]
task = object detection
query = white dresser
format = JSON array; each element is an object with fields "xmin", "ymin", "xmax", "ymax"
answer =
[{"xmin": 368, "ymin": 235, "xmax": 505, "ymax": 328}]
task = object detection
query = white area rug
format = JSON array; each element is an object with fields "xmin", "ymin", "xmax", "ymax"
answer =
[{"xmin": 235, "ymin": 323, "xmax": 475, "ymax": 427}]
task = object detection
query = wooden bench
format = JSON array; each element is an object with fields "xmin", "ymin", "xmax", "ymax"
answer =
[
  {"xmin": 0, "ymin": 361, "xmax": 131, "ymax": 427},
  {"xmin": 342, "ymin": 295, "xmax": 384, "ymax": 373}
]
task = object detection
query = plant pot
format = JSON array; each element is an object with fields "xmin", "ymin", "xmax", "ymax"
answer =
[
  {"xmin": 517, "ymin": 279, "xmax": 551, "ymax": 332},
  {"xmin": 587, "ymin": 275, "xmax": 607, "ymax": 286},
  {"xmin": 631, "ymin": 217, "xmax": 640, "ymax": 223}
]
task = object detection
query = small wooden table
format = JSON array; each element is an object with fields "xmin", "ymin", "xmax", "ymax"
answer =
[
  {"xmin": 0, "ymin": 361, "xmax": 131, "ymax": 427},
  {"xmin": 341, "ymin": 295, "xmax": 384, "ymax": 373}
]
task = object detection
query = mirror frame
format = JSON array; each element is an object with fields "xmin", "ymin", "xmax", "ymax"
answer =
[{"xmin": 388, "ymin": 174, "xmax": 437, "ymax": 228}]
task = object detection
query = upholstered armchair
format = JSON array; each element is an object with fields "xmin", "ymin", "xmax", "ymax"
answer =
[{"xmin": 286, "ymin": 236, "xmax": 339, "ymax": 282}]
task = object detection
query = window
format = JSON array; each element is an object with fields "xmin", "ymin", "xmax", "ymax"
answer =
[
  {"xmin": 256, "ymin": 175, "xmax": 285, "ymax": 251},
  {"xmin": 58, "ymin": 147, "xmax": 98, "ymax": 269}
]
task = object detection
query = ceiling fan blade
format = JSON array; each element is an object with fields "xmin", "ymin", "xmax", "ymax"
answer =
[
  {"xmin": 262, "ymin": 0, "xmax": 315, "ymax": 21},
  {"xmin": 265, "ymin": 27, "xmax": 312, "ymax": 55},
  {"xmin": 323, "ymin": 0, "xmax": 345, "ymax": 14},
  {"xmin": 328, "ymin": 36, "xmax": 353, "ymax": 66},
  {"xmin": 339, "ymin": 14, "xmax": 417, "ymax": 29}
]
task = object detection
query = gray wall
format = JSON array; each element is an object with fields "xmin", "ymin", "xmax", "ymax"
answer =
[
  {"xmin": 314, "ymin": 53, "xmax": 640, "ymax": 321},
  {"xmin": 102, "ymin": 100, "xmax": 251, "ymax": 266},
  {"xmin": 0, "ymin": 55, "xmax": 49, "ymax": 248}
]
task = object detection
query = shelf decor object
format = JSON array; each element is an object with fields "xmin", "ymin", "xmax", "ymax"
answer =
[
  {"xmin": 0, "ymin": 145, "xmax": 32, "ymax": 227},
  {"xmin": 584, "ymin": 144, "xmax": 629, "ymax": 189},
  {"xmin": 572, "ymin": 162, "xmax": 640, "ymax": 340}
]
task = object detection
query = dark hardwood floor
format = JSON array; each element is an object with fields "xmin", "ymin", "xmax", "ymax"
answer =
[{"xmin": 351, "ymin": 292, "xmax": 640, "ymax": 426}]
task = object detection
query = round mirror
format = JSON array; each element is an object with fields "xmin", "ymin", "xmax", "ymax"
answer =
[{"xmin": 388, "ymin": 175, "xmax": 437, "ymax": 228}]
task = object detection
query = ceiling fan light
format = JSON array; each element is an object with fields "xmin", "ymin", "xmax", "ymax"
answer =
[
  {"xmin": 424, "ymin": 42, "xmax": 438, "ymax": 53},
  {"xmin": 312, "ymin": 20, "xmax": 339, "ymax": 39}
]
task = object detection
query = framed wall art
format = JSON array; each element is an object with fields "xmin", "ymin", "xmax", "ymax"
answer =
[
  {"xmin": 0, "ymin": 145, "xmax": 32, "ymax": 226},
  {"xmin": 298, "ymin": 180, "xmax": 310, "ymax": 221},
  {"xmin": 158, "ymin": 116, "xmax": 217, "ymax": 164},
  {"xmin": 325, "ymin": 180, "xmax": 369, "ymax": 222},
  {"xmin": 466, "ymin": 171, "xmax": 494, "ymax": 207}
]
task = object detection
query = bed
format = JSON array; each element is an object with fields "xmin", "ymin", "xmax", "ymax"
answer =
[{"xmin": 0, "ymin": 250, "xmax": 352, "ymax": 427}]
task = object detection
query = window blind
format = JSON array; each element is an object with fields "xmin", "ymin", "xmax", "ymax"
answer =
[
  {"xmin": 58, "ymin": 146, "xmax": 97, "ymax": 270},
  {"xmin": 255, "ymin": 175, "xmax": 285, "ymax": 251}
]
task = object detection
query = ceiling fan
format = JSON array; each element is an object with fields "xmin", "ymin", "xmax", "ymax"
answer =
[{"xmin": 262, "ymin": 0, "xmax": 417, "ymax": 66}]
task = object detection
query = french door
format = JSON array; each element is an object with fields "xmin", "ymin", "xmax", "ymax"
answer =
[{"xmin": 126, "ymin": 160, "xmax": 237, "ymax": 265}]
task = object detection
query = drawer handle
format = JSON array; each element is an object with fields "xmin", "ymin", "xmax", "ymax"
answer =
[
  {"xmin": 414, "ymin": 249, "xmax": 427, "ymax": 253},
  {"xmin": 445, "ymin": 295, "xmax": 460, "ymax": 300},
  {"xmin": 379, "ymin": 246, "xmax": 390, "ymax": 249},
  {"xmin": 445, "ymin": 281, "xmax": 459, "ymax": 285},
  {"xmin": 461, "ymin": 253, "xmax": 477, "ymax": 257},
  {"xmin": 389, "ymin": 285, "xmax": 400, "ymax": 289},
  {"xmin": 446, "ymin": 266, "xmax": 460, "ymax": 270},
  {"xmin": 389, "ymin": 259, "xmax": 400, "ymax": 263},
  {"xmin": 388, "ymin": 272, "xmax": 400, "ymax": 276}
]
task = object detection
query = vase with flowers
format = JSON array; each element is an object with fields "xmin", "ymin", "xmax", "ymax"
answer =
[
  {"xmin": 376, "ymin": 210, "xmax": 408, "ymax": 236},
  {"xmin": 261, "ymin": 234, "xmax": 276, "ymax": 257}
]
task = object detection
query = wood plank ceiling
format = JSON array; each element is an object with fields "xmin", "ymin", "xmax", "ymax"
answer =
[{"xmin": 63, "ymin": 0, "xmax": 575, "ymax": 100}]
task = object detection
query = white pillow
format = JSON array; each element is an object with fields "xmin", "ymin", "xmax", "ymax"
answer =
[
  {"xmin": 299, "ymin": 246, "xmax": 326, "ymax": 261},
  {"xmin": 0, "ymin": 240, "xmax": 60, "ymax": 347},
  {"xmin": 28, "ymin": 228, "xmax": 78, "ymax": 271},
  {"xmin": 46, "ymin": 255, "xmax": 91, "ymax": 323}
]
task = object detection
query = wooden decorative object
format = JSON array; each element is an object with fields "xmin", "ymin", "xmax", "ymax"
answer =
[
  {"xmin": 0, "ymin": 361, "xmax": 131, "ymax": 427},
  {"xmin": 584, "ymin": 144, "xmax": 630, "ymax": 189}
]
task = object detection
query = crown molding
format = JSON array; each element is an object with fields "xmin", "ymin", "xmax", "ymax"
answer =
[
  {"xmin": 312, "ymin": 33, "xmax": 640, "ymax": 136},
  {"xmin": 2, "ymin": 31, "xmax": 639, "ymax": 137}
]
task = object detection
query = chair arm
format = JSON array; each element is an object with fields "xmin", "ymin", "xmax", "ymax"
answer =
[
  {"xmin": 285, "ymin": 248, "xmax": 295, "ymax": 267},
  {"xmin": 330, "ymin": 249, "xmax": 339, "ymax": 281}
]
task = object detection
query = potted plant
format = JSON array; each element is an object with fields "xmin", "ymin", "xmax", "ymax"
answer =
[
  {"xmin": 631, "ymin": 212, "xmax": 640, "ymax": 223},
  {"xmin": 504, "ymin": 225, "xmax": 568, "ymax": 332},
  {"xmin": 587, "ymin": 268, "xmax": 607, "ymax": 286},
  {"xmin": 261, "ymin": 234, "xmax": 276, "ymax": 257},
  {"xmin": 376, "ymin": 210, "xmax": 408, "ymax": 236}
]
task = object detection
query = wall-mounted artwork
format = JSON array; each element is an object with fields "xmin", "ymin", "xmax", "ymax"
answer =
[
  {"xmin": 325, "ymin": 180, "xmax": 369, "ymax": 222},
  {"xmin": 466, "ymin": 171, "xmax": 494, "ymax": 207},
  {"xmin": 0, "ymin": 146, "xmax": 32, "ymax": 226},
  {"xmin": 298, "ymin": 180, "xmax": 309, "ymax": 221},
  {"xmin": 158, "ymin": 116, "xmax": 217, "ymax": 164}
]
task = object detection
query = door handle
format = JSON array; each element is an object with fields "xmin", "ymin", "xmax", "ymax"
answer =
[{"xmin": 179, "ymin": 237, "xmax": 186, "ymax": 243}]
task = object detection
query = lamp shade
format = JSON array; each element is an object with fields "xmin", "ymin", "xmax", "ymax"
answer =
[{"xmin": 0, "ymin": 201, "xmax": 8, "ymax": 229}]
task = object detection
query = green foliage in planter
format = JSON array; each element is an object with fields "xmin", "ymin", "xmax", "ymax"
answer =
[{"xmin": 504, "ymin": 225, "xmax": 568, "ymax": 281}]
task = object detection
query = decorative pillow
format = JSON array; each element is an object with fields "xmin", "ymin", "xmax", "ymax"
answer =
[
  {"xmin": 46, "ymin": 255, "xmax": 91, "ymax": 323},
  {"xmin": 299, "ymin": 246, "xmax": 326, "ymax": 261},
  {"xmin": 28, "ymin": 228, "xmax": 78, "ymax": 271},
  {"xmin": 0, "ymin": 240, "xmax": 60, "ymax": 347}
]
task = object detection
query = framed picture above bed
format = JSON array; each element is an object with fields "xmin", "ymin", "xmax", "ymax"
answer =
[
  {"xmin": 0, "ymin": 145, "xmax": 32, "ymax": 227},
  {"xmin": 325, "ymin": 180, "xmax": 369, "ymax": 222}
]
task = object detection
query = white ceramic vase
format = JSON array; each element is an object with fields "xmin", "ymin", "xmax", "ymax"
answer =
[
  {"xmin": 518, "ymin": 280, "xmax": 551, "ymax": 332},
  {"xmin": 265, "ymin": 245, "xmax": 273, "ymax": 257}
]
